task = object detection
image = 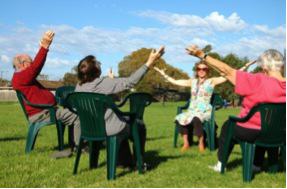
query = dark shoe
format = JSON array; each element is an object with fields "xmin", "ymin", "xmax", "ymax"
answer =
[
  {"xmin": 142, "ymin": 162, "xmax": 151, "ymax": 171},
  {"xmin": 50, "ymin": 149, "xmax": 73, "ymax": 159}
]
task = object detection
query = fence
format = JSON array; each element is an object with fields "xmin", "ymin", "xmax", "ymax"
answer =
[{"xmin": 0, "ymin": 87, "xmax": 56, "ymax": 102}]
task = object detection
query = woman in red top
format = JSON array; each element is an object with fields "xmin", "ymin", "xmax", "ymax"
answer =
[{"xmin": 186, "ymin": 45, "xmax": 286, "ymax": 172}]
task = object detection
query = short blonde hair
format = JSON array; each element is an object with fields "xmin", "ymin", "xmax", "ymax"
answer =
[{"xmin": 256, "ymin": 49, "xmax": 284, "ymax": 72}]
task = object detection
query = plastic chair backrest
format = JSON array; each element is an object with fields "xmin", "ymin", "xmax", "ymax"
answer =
[
  {"xmin": 66, "ymin": 92, "xmax": 123, "ymax": 140},
  {"xmin": 55, "ymin": 86, "xmax": 75, "ymax": 107},
  {"xmin": 126, "ymin": 93, "xmax": 152, "ymax": 120},
  {"xmin": 210, "ymin": 93, "xmax": 223, "ymax": 109},
  {"xmin": 254, "ymin": 103, "xmax": 286, "ymax": 146},
  {"xmin": 15, "ymin": 90, "xmax": 29, "ymax": 121}
]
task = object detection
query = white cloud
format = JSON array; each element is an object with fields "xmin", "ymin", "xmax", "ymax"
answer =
[
  {"xmin": 254, "ymin": 25, "xmax": 286, "ymax": 38},
  {"xmin": 0, "ymin": 10, "xmax": 285, "ymax": 80},
  {"xmin": 0, "ymin": 55, "xmax": 10, "ymax": 64},
  {"xmin": 138, "ymin": 10, "xmax": 247, "ymax": 32},
  {"xmin": 205, "ymin": 12, "xmax": 246, "ymax": 31}
]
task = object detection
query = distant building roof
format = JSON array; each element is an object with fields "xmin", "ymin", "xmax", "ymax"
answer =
[{"xmin": 38, "ymin": 80, "xmax": 64, "ymax": 90}]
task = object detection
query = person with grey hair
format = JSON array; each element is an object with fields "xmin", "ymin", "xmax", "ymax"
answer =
[
  {"xmin": 185, "ymin": 45, "xmax": 285, "ymax": 172},
  {"xmin": 12, "ymin": 31, "xmax": 80, "ymax": 157}
]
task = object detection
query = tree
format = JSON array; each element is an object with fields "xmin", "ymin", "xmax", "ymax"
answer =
[
  {"xmin": 62, "ymin": 66, "xmax": 77, "ymax": 86},
  {"xmin": 118, "ymin": 48, "xmax": 190, "ymax": 94},
  {"xmin": 194, "ymin": 45, "xmax": 250, "ymax": 103}
]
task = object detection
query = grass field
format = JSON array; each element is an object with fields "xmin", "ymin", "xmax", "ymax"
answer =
[{"xmin": 0, "ymin": 102, "xmax": 285, "ymax": 188}]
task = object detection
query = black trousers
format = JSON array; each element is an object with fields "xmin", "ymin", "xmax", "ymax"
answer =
[
  {"xmin": 217, "ymin": 120, "xmax": 260, "ymax": 162},
  {"xmin": 117, "ymin": 120, "xmax": 146, "ymax": 167},
  {"xmin": 178, "ymin": 117, "xmax": 203, "ymax": 137},
  {"xmin": 253, "ymin": 147, "xmax": 279, "ymax": 168},
  {"xmin": 217, "ymin": 120, "xmax": 280, "ymax": 168}
]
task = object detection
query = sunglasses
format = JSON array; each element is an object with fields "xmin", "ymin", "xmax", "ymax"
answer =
[{"xmin": 196, "ymin": 67, "xmax": 208, "ymax": 72}]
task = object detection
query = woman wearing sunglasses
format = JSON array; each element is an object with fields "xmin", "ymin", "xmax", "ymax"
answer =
[{"xmin": 154, "ymin": 53, "xmax": 255, "ymax": 153}]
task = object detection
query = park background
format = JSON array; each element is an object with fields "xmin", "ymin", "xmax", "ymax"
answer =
[{"xmin": 0, "ymin": 0, "xmax": 286, "ymax": 187}]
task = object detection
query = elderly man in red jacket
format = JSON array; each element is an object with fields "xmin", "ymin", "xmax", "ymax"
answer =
[{"xmin": 12, "ymin": 30, "xmax": 79, "ymax": 157}]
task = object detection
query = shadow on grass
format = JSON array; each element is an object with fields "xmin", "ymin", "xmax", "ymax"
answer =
[
  {"xmin": 0, "ymin": 136, "xmax": 25, "ymax": 142},
  {"xmin": 147, "ymin": 136, "xmax": 169, "ymax": 141},
  {"xmin": 144, "ymin": 150, "xmax": 181, "ymax": 171},
  {"xmin": 226, "ymin": 158, "xmax": 242, "ymax": 171}
]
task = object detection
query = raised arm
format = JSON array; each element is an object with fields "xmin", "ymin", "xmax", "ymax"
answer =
[
  {"xmin": 18, "ymin": 31, "xmax": 55, "ymax": 85},
  {"xmin": 210, "ymin": 60, "xmax": 257, "ymax": 86},
  {"xmin": 154, "ymin": 67, "xmax": 192, "ymax": 87},
  {"xmin": 186, "ymin": 45, "xmax": 237, "ymax": 84},
  {"xmin": 93, "ymin": 46, "xmax": 165, "ymax": 94}
]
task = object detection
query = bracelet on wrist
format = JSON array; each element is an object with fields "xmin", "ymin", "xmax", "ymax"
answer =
[{"xmin": 202, "ymin": 54, "xmax": 208, "ymax": 60}]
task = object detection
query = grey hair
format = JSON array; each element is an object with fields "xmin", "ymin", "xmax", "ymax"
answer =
[
  {"xmin": 12, "ymin": 56, "xmax": 21, "ymax": 69},
  {"xmin": 256, "ymin": 49, "xmax": 284, "ymax": 72}
]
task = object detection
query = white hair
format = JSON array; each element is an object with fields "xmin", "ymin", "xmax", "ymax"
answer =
[{"xmin": 256, "ymin": 49, "xmax": 284, "ymax": 72}]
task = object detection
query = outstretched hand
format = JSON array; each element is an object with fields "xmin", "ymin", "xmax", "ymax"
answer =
[
  {"xmin": 153, "ymin": 66, "xmax": 166, "ymax": 76},
  {"xmin": 185, "ymin": 45, "xmax": 205, "ymax": 59},
  {"xmin": 146, "ymin": 46, "xmax": 165, "ymax": 67},
  {"xmin": 40, "ymin": 30, "xmax": 55, "ymax": 49},
  {"xmin": 108, "ymin": 67, "xmax": 114, "ymax": 79}
]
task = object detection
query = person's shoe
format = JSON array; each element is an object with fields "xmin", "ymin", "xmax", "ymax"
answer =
[
  {"xmin": 50, "ymin": 149, "xmax": 73, "ymax": 159},
  {"xmin": 142, "ymin": 162, "xmax": 151, "ymax": 171},
  {"xmin": 180, "ymin": 145, "xmax": 189, "ymax": 152},
  {"xmin": 252, "ymin": 165, "xmax": 262, "ymax": 173},
  {"xmin": 208, "ymin": 161, "xmax": 223, "ymax": 172}
]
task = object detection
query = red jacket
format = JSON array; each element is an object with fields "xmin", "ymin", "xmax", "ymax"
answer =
[{"xmin": 12, "ymin": 47, "xmax": 56, "ymax": 117}]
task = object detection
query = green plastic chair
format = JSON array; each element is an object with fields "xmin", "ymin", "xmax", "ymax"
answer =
[
  {"xmin": 55, "ymin": 86, "xmax": 75, "ymax": 108},
  {"xmin": 173, "ymin": 93, "xmax": 223, "ymax": 151},
  {"xmin": 117, "ymin": 92, "xmax": 153, "ymax": 159},
  {"xmin": 117, "ymin": 92, "xmax": 153, "ymax": 120},
  {"xmin": 55, "ymin": 86, "xmax": 76, "ymax": 147},
  {"xmin": 220, "ymin": 103, "xmax": 286, "ymax": 182},
  {"xmin": 66, "ymin": 92, "xmax": 143, "ymax": 180},
  {"xmin": 16, "ymin": 90, "xmax": 64, "ymax": 153}
]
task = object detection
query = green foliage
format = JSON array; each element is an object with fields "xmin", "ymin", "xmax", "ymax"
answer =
[
  {"xmin": 0, "ymin": 102, "xmax": 285, "ymax": 187},
  {"xmin": 252, "ymin": 66, "xmax": 263, "ymax": 73},
  {"xmin": 199, "ymin": 46, "xmax": 250, "ymax": 102},
  {"xmin": 62, "ymin": 66, "xmax": 78, "ymax": 86},
  {"xmin": 118, "ymin": 48, "xmax": 190, "ymax": 94}
]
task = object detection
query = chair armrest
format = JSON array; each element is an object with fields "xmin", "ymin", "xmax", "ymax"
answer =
[
  {"xmin": 228, "ymin": 109, "xmax": 257, "ymax": 123},
  {"xmin": 117, "ymin": 97, "xmax": 129, "ymax": 108},
  {"xmin": 177, "ymin": 101, "xmax": 190, "ymax": 114},
  {"xmin": 22, "ymin": 94, "xmax": 56, "ymax": 109}
]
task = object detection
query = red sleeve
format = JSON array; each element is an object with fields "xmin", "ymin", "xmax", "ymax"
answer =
[
  {"xmin": 17, "ymin": 47, "xmax": 48, "ymax": 85},
  {"xmin": 235, "ymin": 71, "xmax": 263, "ymax": 96}
]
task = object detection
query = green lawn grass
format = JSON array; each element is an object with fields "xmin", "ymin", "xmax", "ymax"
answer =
[{"xmin": 0, "ymin": 102, "xmax": 285, "ymax": 187}]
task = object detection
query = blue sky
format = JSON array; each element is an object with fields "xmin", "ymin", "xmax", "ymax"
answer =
[{"xmin": 0, "ymin": 0, "xmax": 285, "ymax": 80}]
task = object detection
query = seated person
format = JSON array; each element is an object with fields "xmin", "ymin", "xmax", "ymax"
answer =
[
  {"xmin": 12, "ymin": 31, "xmax": 80, "ymax": 156},
  {"xmin": 185, "ymin": 45, "xmax": 286, "ymax": 172},
  {"xmin": 154, "ymin": 57, "xmax": 254, "ymax": 152},
  {"xmin": 73, "ymin": 46, "xmax": 165, "ymax": 168}
]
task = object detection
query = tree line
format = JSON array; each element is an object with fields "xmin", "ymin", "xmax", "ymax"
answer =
[{"xmin": 61, "ymin": 45, "xmax": 260, "ymax": 103}]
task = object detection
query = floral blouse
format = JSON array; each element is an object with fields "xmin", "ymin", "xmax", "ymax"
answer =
[{"xmin": 175, "ymin": 78, "xmax": 214, "ymax": 126}]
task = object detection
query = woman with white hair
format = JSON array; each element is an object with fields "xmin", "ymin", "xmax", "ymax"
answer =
[{"xmin": 185, "ymin": 46, "xmax": 286, "ymax": 172}]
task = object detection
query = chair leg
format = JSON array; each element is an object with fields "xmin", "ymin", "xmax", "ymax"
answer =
[
  {"xmin": 173, "ymin": 123, "xmax": 179, "ymax": 148},
  {"xmin": 209, "ymin": 121, "xmax": 216, "ymax": 151},
  {"xmin": 106, "ymin": 136, "xmax": 119, "ymax": 180},
  {"xmin": 68, "ymin": 126, "xmax": 75, "ymax": 148},
  {"xmin": 221, "ymin": 123, "xmax": 235, "ymax": 174},
  {"xmin": 25, "ymin": 124, "xmax": 40, "ymax": 153},
  {"xmin": 56, "ymin": 121, "xmax": 64, "ymax": 151},
  {"xmin": 241, "ymin": 142, "xmax": 255, "ymax": 182},
  {"xmin": 133, "ymin": 133, "xmax": 143, "ymax": 174},
  {"xmin": 89, "ymin": 141, "xmax": 100, "ymax": 169},
  {"xmin": 73, "ymin": 138, "xmax": 84, "ymax": 175}
]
